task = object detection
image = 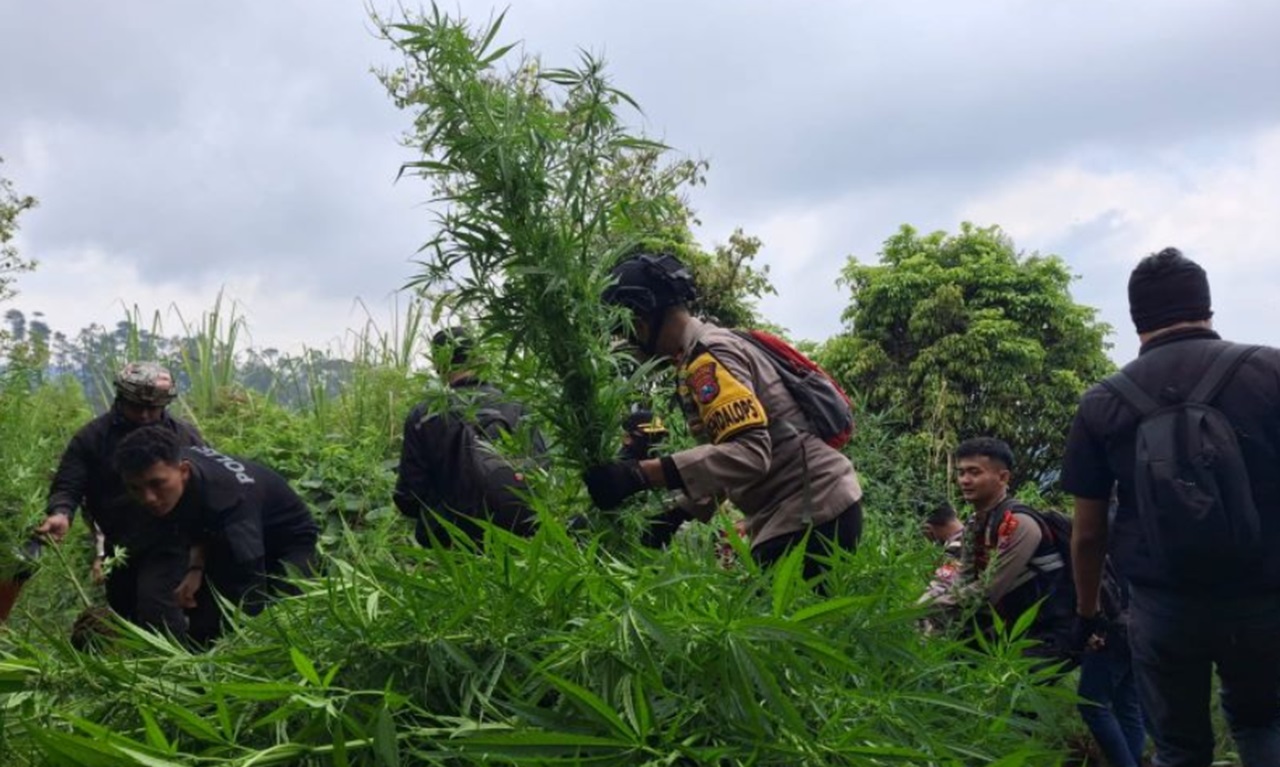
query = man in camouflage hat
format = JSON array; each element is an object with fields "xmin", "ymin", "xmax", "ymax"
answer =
[{"xmin": 35, "ymin": 361, "xmax": 204, "ymax": 637}]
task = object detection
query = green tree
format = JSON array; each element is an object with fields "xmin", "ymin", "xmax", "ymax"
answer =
[
  {"xmin": 680, "ymin": 228, "xmax": 776, "ymax": 329},
  {"xmin": 821, "ymin": 223, "xmax": 1113, "ymax": 490},
  {"xmin": 0, "ymin": 157, "xmax": 37, "ymax": 306},
  {"xmin": 609, "ymin": 150, "xmax": 776, "ymax": 328}
]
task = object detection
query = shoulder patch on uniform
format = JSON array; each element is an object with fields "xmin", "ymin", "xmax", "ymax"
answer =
[
  {"xmin": 996, "ymin": 512, "xmax": 1019, "ymax": 550},
  {"xmin": 681, "ymin": 351, "xmax": 768, "ymax": 444},
  {"xmin": 689, "ymin": 361, "xmax": 721, "ymax": 404}
]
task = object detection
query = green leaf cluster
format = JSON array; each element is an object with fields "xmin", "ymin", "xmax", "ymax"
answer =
[
  {"xmin": 380, "ymin": 7, "xmax": 698, "ymax": 468},
  {"xmin": 0, "ymin": 371, "xmax": 91, "ymax": 581},
  {"xmin": 0, "ymin": 157, "xmax": 38, "ymax": 308},
  {"xmin": 821, "ymin": 223, "xmax": 1113, "ymax": 491}
]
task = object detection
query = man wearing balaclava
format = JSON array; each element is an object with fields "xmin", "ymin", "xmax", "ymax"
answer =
[{"xmin": 1062, "ymin": 248, "xmax": 1280, "ymax": 767}]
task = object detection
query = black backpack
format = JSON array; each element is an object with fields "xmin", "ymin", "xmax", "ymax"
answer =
[
  {"xmin": 1102, "ymin": 343, "xmax": 1263, "ymax": 586},
  {"xmin": 988, "ymin": 503, "xmax": 1133, "ymax": 660},
  {"xmin": 450, "ymin": 394, "xmax": 547, "ymax": 518},
  {"xmin": 991, "ymin": 502, "xmax": 1075, "ymax": 596},
  {"xmin": 982, "ymin": 501, "xmax": 1079, "ymax": 660}
]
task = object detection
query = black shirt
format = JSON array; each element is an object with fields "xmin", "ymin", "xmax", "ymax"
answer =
[
  {"xmin": 47, "ymin": 408, "xmax": 203, "ymax": 552},
  {"xmin": 393, "ymin": 379, "xmax": 544, "ymax": 523},
  {"xmin": 175, "ymin": 446, "xmax": 318, "ymax": 575},
  {"xmin": 1061, "ymin": 327, "xmax": 1280, "ymax": 593}
]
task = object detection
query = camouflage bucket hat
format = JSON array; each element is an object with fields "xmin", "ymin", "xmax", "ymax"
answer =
[{"xmin": 113, "ymin": 361, "xmax": 178, "ymax": 406}]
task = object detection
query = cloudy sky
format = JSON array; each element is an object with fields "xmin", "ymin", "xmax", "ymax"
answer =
[{"xmin": 2, "ymin": 1, "xmax": 1278, "ymax": 363}]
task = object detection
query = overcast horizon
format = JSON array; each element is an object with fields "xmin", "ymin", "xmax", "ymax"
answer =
[{"xmin": 3, "ymin": 1, "xmax": 1279, "ymax": 365}]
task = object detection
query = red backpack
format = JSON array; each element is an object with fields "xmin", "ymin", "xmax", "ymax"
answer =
[{"xmin": 732, "ymin": 329, "xmax": 856, "ymax": 450}]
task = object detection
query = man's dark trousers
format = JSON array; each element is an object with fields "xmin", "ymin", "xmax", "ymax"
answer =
[
  {"xmin": 1128, "ymin": 589, "xmax": 1280, "ymax": 766},
  {"xmin": 103, "ymin": 542, "xmax": 188, "ymax": 638}
]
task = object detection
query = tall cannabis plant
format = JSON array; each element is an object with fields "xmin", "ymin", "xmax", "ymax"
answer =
[{"xmin": 380, "ymin": 7, "xmax": 695, "ymax": 467}]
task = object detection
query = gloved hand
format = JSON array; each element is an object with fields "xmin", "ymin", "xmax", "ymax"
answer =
[
  {"xmin": 583, "ymin": 460, "xmax": 649, "ymax": 511},
  {"xmin": 1070, "ymin": 612, "xmax": 1109, "ymax": 654},
  {"xmin": 640, "ymin": 503, "xmax": 694, "ymax": 549}
]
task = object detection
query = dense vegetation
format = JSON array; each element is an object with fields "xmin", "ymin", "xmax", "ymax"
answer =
[
  {"xmin": 0, "ymin": 327, "xmax": 1087, "ymax": 766},
  {"xmin": 0, "ymin": 8, "xmax": 1123, "ymax": 766}
]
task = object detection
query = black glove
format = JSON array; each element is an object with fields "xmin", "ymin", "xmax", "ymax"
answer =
[
  {"xmin": 1070, "ymin": 612, "xmax": 1109, "ymax": 654},
  {"xmin": 640, "ymin": 504, "xmax": 695, "ymax": 549},
  {"xmin": 583, "ymin": 460, "xmax": 649, "ymax": 511}
]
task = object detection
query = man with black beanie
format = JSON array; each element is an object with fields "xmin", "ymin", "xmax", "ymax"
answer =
[
  {"xmin": 393, "ymin": 327, "xmax": 547, "ymax": 548},
  {"xmin": 1062, "ymin": 248, "xmax": 1280, "ymax": 766}
]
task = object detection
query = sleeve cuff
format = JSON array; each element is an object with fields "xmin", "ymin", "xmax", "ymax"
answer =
[{"xmin": 659, "ymin": 456, "xmax": 686, "ymax": 492}]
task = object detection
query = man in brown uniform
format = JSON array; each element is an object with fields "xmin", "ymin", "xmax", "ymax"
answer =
[
  {"xmin": 584, "ymin": 252, "xmax": 863, "ymax": 579},
  {"xmin": 933, "ymin": 438, "xmax": 1073, "ymax": 664}
]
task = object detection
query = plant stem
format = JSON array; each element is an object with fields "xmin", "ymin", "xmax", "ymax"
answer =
[{"xmin": 42, "ymin": 537, "xmax": 93, "ymax": 610}]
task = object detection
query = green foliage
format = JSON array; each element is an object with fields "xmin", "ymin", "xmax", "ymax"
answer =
[
  {"xmin": 1, "ymin": 514, "xmax": 1076, "ymax": 766},
  {"xmin": 0, "ymin": 367, "xmax": 91, "ymax": 581},
  {"xmin": 171, "ymin": 291, "xmax": 247, "ymax": 418},
  {"xmin": 0, "ymin": 157, "xmax": 38, "ymax": 308},
  {"xmin": 674, "ymin": 228, "xmax": 777, "ymax": 330},
  {"xmin": 821, "ymin": 223, "xmax": 1113, "ymax": 491},
  {"xmin": 381, "ymin": 7, "xmax": 691, "ymax": 468}
]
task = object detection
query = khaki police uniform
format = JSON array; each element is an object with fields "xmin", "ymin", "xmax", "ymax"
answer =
[{"xmin": 667, "ymin": 318, "xmax": 862, "ymax": 549}]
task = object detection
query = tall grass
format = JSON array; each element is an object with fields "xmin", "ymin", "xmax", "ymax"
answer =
[
  {"xmin": 2, "ymin": 512, "xmax": 1075, "ymax": 766},
  {"xmin": 0, "ymin": 370, "xmax": 91, "ymax": 581},
  {"xmin": 172, "ymin": 289, "xmax": 247, "ymax": 420},
  {"xmin": 0, "ymin": 293, "xmax": 1097, "ymax": 765}
]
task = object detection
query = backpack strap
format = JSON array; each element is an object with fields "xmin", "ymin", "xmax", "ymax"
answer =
[
  {"xmin": 1019, "ymin": 508, "xmax": 1067, "ymax": 575},
  {"xmin": 989, "ymin": 500, "xmax": 1065, "ymax": 575},
  {"xmin": 1186, "ymin": 344, "xmax": 1261, "ymax": 405},
  {"xmin": 1101, "ymin": 371, "xmax": 1160, "ymax": 417},
  {"xmin": 731, "ymin": 328, "xmax": 814, "ymax": 524},
  {"xmin": 983, "ymin": 497, "xmax": 1024, "ymax": 545},
  {"xmin": 730, "ymin": 329, "xmax": 809, "ymax": 443}
]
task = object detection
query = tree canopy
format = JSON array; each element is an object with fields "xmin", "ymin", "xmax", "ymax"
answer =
[
  {"xmin": 0, "ymin": 157, "xmax": 37, "ymax": 306},
  {"xmin": 820, "ymin": 223, "xmax": 1113, "ymax": 490}
]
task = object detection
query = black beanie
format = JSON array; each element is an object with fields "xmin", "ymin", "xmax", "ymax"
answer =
[
  {"xmin": 1128, "ymin": 248, "xmax": 1213, "ymax": 334},
  {"xmin": 431, "ymin": 326, "xmax": 473, "ymax": 366}
]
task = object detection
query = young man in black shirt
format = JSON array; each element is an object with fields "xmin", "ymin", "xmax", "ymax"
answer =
[
  {"xmin": 115, "ymin": 426, "xmax": 319, "ymax": 644},
  {"xmin": 1063, "ymin": 248, "xmax": 1280, "ymax": 767}
]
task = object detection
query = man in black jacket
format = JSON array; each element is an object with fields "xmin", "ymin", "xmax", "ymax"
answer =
[
  {"xmin": 35, "ymin": 362, "xmax": 202, "ymax": 636},
  {"xmin": 394, "ymin": 327, "xmax": 546, "ymax": 548},
  {"xmin": 114, "ymin": 426, "xmax": 319, "ymax": 644},
  {"xmin": 1064, "ymin": 248, "xmax": 1280, "ymax": 767}
]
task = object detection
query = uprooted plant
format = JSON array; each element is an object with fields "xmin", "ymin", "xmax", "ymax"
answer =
[{"xmin": 379, "ymin": 6, "xmax": 702, "ymax": 468}]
